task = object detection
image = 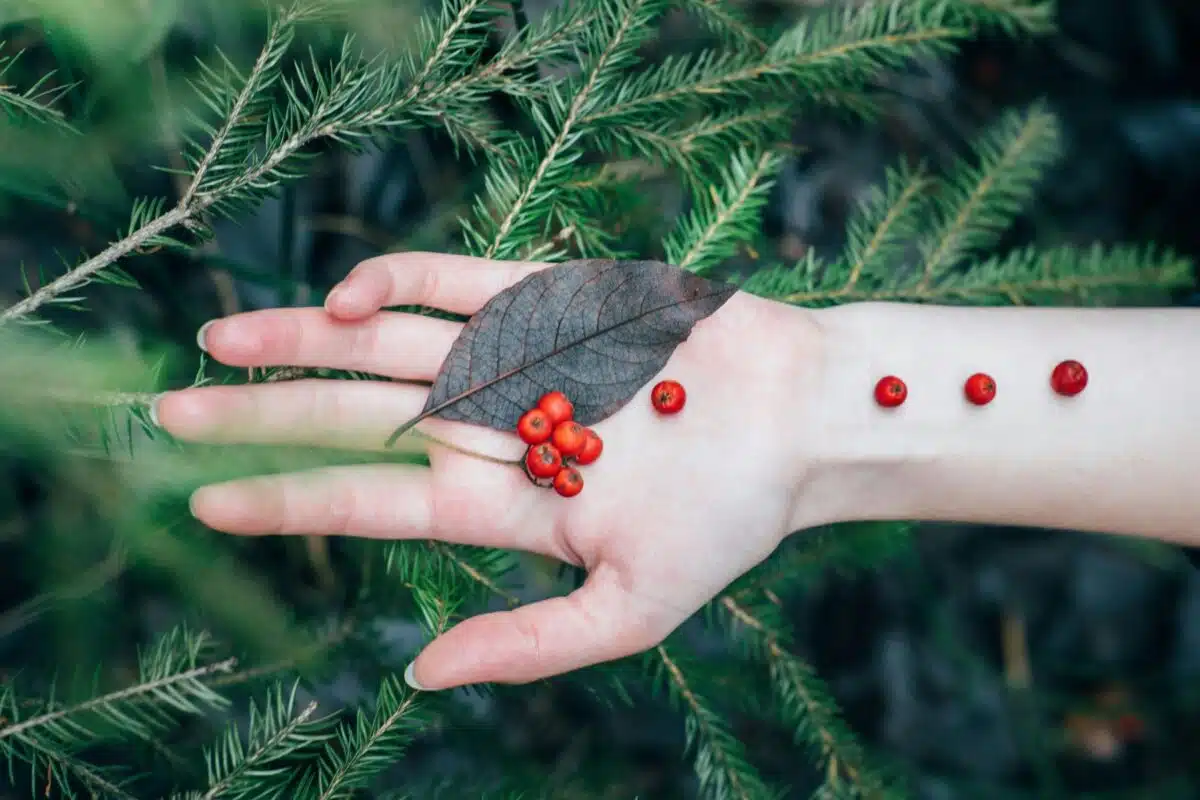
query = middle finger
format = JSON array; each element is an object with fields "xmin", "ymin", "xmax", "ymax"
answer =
[{"xmin": 198, "ymin": 307, "xmax": 462, "ymax": 381}]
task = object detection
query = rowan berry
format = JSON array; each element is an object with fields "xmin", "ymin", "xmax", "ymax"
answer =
[
  {"xmin": 873, "ymin": 375, "xmax": 907, "ymax": 408},
  {"xmin": 1050, "ymin": 359, "xmax": 1088, "ymax": 397},
  {"xmin": 574, "ymin": 428, "xmax": 603, "ymax": 465},
  {"xmin": 516, "ymin": 408, "xmax": 553, "ymax": 445},
  {"xmin": 651, "ymin": 380, "xmax": 686, "ymax": 414},
  {"xmin": 553, "ymin": 467, "xmax": 584, "ymax": 498},
  {"xmin": 964, "ymin": 372, "xmax": 996, "ymax": 406},
  {"xmin": 524, "ymin": 442, "xmax": 563, "ymax": 479},
  {"xmin": 551, "ymin": 420, "xmax": 588, "ymax": 458},
  {"xmin": 537, "ymin": 391, "xmax": 574, "ymax": 426}
]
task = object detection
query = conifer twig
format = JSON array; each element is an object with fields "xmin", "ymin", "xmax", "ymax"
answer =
[{"xmin": 0, "ymin": 659, "xmax": 235, "ymax": 742}]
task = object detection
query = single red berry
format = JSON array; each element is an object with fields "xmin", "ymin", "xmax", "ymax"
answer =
[
  {"xmin": 1050, "ymin": 359, "xmax": 1088, "ymax": 397},
  {"xmin": 553, "ymin": 466, "xmax": 584, "ymax": 498},
  {"xmin": 575, "ymin": 428, "xmax": 603, "ymax": 465},
  {"xmin": 551, "ymin": 420, "xmax": 588, "ymax": 458},
  {"xmin": 516, "ymin": 408, "xmax": 553, "ymax": 445},
  {"xmin": 873, "ymin": 375, "xmax": 907, "ymax": 408},
  {"xmin": 651, "ymin": 380, "xmax": 686, "ymax": 414},
  {"xmin": 1115, "ymin": 713, "xmax": 1145, "ymax": 741},
  {"xmin": 524, "ymin": 443, "xmax": 562, "ymax": 479},
  {"xmin": 537, "ymin": 391, "xmax": 574, "ymax": 426},
  {"xmin": 964, "ymin": 372, "xmax": 996, "ymax": 406}
]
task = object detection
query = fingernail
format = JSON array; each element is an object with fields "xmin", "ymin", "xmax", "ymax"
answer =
[
  {"xmin": 187, "ymin": 489, "xmax": 202, "ymax": 519},
  {"xmin": 403, "ymin": 661, "xmax": 428, "ymax": 691},
  {"xmin": 148, "ymin": 392, "xmax": 168, "ymax": 428},
  {"xmin": 324, "ymin": 286, "xmax": 344, "ymax": 311},
  {"xmin": 196, "ymin": 320, "xmax": 215, "ymax": 353}
]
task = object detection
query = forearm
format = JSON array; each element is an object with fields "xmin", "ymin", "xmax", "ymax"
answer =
[{"xmin": 793, "ymin": 301, "xmax": 1200, "ymax": 544}]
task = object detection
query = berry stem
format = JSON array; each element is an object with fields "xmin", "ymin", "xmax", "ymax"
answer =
[{"xmin": 410, "ymin": 430, "xmax": 522, "ymax": 466}]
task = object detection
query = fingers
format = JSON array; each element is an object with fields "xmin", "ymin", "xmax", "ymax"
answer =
[
  {"xmin": 406, "ymin": 565, "xmax": 672, "ymax": 689},
  {"xmin": 197, "ymin": 307, "xmax": 461, "ymax": 380},
  {"xmin": 189, "ymin": 462, "xmax": 549, "ymax": 554},
  {"xmin": 155, "ymin": 380, "xmax": 426, "ymax": 451},
  {"xmin": 324, "ymin": 252, "xmax": 549, "ymax": 320}
]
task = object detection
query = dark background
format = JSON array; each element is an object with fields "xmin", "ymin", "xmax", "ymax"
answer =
[{"xmin": 3, "ymin": 0, "xmax": 1200, "ymax": 797}]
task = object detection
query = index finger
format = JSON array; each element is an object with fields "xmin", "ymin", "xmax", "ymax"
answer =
[{"xmin": 325, "ymin": 252, "xmax": 549, "ymax": 320}]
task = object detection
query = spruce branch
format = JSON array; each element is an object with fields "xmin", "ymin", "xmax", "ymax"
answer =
[
  {"xmin": 718, "ymin": 595, "xmax": 896, "ymax": 798},
  {"xmin": 302, "ymin": 676, "xmax": 426, "ymax": 800},
  {"xmin": 944, "ymin": 0, "xmax": 1056, "ymax": 35},
  {"xmin": 466, "ymin": 0, "xmax": 665, "ymax": 260},
  {"xmin": 0, "ymin": 0, "xmax": 498, "ymax": 327},
  {"xmin": 917, "ymin": 102, "xmax": 1061, "ymax": 287},
  {"xmin": 583, "ymin": 1, "xmax": 966, "ymax": 128},
  {"xmin": 650, "ymin": 645, "xmax": 780, "ymax": 799},
  {"xmin": 836, "ymin": 161, "xmax": 933, "ymax": 295},
  {"xmin": 199, "ymin": 684, "xmax": 331, "ymax": 800},
  {"xmin": 0, "ymin": 641, "xmax": 232, "ymax": 746},
  {"xmin": 598, "ymin": 105, "xmax": 792, "ymax": 178},
  {"xmin": 664, "ymin": 147, "xmax": 782, "ymax": 273},
  {"xmin": 677, "ymin": 0, "xmax": 768, "ymax": 51},
  {"xmin": 0, "ymin": 49, "xmax": 76, "ymax": 131}
]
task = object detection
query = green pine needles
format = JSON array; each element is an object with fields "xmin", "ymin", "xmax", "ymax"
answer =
[{"xmin": 0, "ymin": 0, "xmax": 1192, "ymax": 798}]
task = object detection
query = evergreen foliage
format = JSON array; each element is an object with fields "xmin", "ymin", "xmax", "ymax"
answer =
[{"xmin": 0, "ymin": 0, "xmax": 1192, "ymax": 798}]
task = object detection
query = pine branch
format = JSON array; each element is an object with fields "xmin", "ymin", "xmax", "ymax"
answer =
[
  {"xmin": 0, "ymin": 48, "xmax": 76, "ymax": 131},
  {"xmin": 649, "ymin": 645, "xmax": 780, "ymax": 799},
  {"xmin": 663, "ymin": 147, "xmax": 783, "ymax": 273},
  {"xmin": 917, "ymin": 102, "xmax": 1061, "ymax": 287}
]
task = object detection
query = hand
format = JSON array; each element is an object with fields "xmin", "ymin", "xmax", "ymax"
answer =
[{"xmin": 154, "ymin": 253, "xmax": 825, "ymax": 689}]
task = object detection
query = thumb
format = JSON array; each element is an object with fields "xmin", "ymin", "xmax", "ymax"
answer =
[{"xmin": 404, "ymin": 567, "xmax": 668, "ymax": 689}]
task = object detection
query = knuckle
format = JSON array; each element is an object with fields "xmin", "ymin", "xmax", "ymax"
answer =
[
  {"xmin": 323, "ymin": 480, "xmax": 361, "ymax": 535},
  {"xmin": 512, "ymin": 612, "xmax": 545, "ymax": 668}
]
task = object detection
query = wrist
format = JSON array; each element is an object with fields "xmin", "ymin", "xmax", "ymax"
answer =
[{"xmin": 786, "ymin": 300, "xmax": 1200, "ymax": 541}]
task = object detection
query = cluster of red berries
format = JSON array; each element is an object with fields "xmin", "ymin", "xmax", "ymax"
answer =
[
  {"xmin": 517, "ymin": 391, "xmax": 602, "ymax": 498},
  {"xmin": 873, "ymin": 359, "xmax": 1087, "ymax": 409},
  {"xmin": 516, "ymin": 380, "xmax": 688, "ymax": 498}
]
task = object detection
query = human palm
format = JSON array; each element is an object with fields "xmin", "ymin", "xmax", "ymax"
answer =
[{"xmin": 155, "ymin": 253, "xmax": 823, "ymax": 689}]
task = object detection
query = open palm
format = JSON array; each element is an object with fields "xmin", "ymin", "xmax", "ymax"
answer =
[{"xmin": 155, "ymin": 253, "xmax": 824, "ymax": 689}]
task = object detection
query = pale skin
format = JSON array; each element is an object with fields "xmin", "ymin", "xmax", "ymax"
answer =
[{"xmin": 153, "ymin": 252, "xmax": 1200, "ymax": 691}]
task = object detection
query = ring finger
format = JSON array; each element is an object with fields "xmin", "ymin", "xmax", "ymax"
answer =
[
  {"xmin": 154, "ymin": 380, "xmax": 523, "ymax": 460},
  {"xmin": 198, "ymin": 307, "xmax": 462, "ymax": 381}
]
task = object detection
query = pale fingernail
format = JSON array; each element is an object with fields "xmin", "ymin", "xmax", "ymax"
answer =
[
  {"xmin": 403, "ymin": 661, "xmax": 428, "ymax": 691},
  {"xmin": 196, "ymin": 320, "xmax": 216, "ymax": 353},
  {"xmin": 324, "ymin": 286, "xmax": 344, "ymax": 311},
  {"xmin": 187, "ymin": 489, "xmax": 203, "ymax": 519},
  {"xmin": 148, "ymin": 392, "xmax": 168, "ymax": 428}
]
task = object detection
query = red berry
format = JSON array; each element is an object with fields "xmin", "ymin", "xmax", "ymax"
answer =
[
  {"xmin": 964, "ymin": 372, "xmax": 996, "ymax": 406},
  {"xmin": 873, "ymin": 375, "xmax": 907, "ymax": 408},
  {"xmin": 537, "ymin": 391, "xmax": 574, "ymax": 426},
  {"xmin": 551, "ymin": 420, "xmax": 587, "ymax": 458},
  {"xmin": 553, "ymin": 467, "xmax": 584, "ymax": 498},
  {"xmin": 575, "ymin": 429, "xmax": 603, "ymax": 465},
  {"xmin": 651, "ymin": 380, "xmax": 686, "ymax": 414},
  {"xmin": 1050, "ymin": 359, "xmax": 1088, "ymax": 397},
  {"xmin": 516, "ymin": 408, "xmax": 552, "ymax": 445},
  {"xmin": 524, "ymin": 443, "xmax": 562, "ymax": 479}
]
